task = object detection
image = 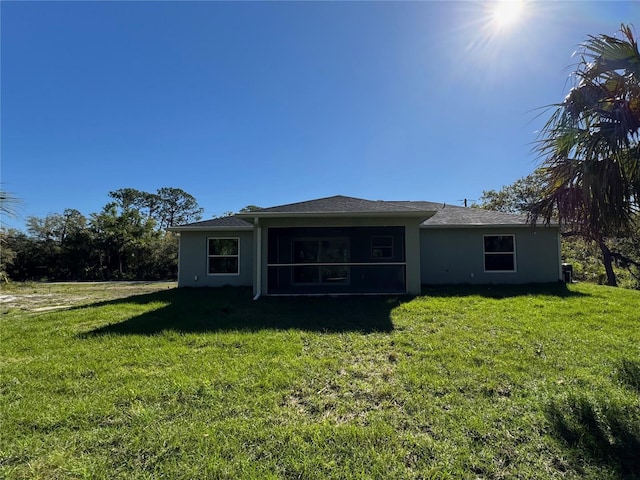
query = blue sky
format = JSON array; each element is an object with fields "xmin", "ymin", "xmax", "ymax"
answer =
[{"xmin": 2, "ymin": 1, "xmax": 638, "ymax": 229}]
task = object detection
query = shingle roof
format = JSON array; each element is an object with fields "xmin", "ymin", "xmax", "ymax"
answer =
[
  {"xmin": 171, "ymin": 195, "xmax": 534, "ymax": 230},
  {"xmin": 245, "ymin": 195, "xmax": 436, "ymax": 214},
  {"xmin": 245, "ymin": 195, "xmax": 528, "ymax": 225},
  {"xmin": 421, "ymin": 204, "xmax": 528, "ymax": 226}
]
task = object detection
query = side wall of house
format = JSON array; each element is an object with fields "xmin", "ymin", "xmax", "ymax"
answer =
[
  {"xmin": 177, "ymin": 230, "xmax": 254, "ymax": 287},
  {"xmin": 420, "ymin": 226, "xmax": 561, "ymax": 285}
]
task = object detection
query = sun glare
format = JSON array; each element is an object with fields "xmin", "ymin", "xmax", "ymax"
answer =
[{"xmin": 491, "ymin": 0, "xmax": 525, "ymax": 29}]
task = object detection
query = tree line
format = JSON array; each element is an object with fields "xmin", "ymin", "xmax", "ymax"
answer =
[{"xmin": 1, "ymin": 187, "xmax": 203, "ymax": 281}]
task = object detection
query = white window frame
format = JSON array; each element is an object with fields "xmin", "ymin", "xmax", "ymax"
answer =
[
  {"xmin": 483, "ymin": 234, "xmax": 516, "ymax": 273},
  {"xmin": 207, "ymin": 237, "xmax": 240, "ymax": 276}
]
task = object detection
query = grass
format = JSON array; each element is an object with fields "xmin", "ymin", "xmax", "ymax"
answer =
[{"xmin": 1, "ymin": 282, "xmax": 639, "ymax": 479}]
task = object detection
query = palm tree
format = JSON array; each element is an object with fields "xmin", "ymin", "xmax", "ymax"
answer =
[
  {"xmin": 531, "ymin": 24, "xmax": 640, "ymax": 286},
  {"xmin": 0, "ymin": 190, "xmax": 21, "ymax": 222}
]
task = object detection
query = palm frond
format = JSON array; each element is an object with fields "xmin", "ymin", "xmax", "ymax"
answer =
[{"xmin": 581, "ymin": 25, "xmax": 640, "ymax": 81}]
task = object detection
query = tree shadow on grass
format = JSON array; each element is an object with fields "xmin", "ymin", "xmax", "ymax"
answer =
[
  {"xmin": 80, "ymin": 287, "xmax": 402, "ymax": 336},
  {"xmin": 546, "ymin": 392, "xmax": 640, "ymax": 478},
  {"xmin": 421, "ymin": 282, "xmax": 589, "ymax": 299}
]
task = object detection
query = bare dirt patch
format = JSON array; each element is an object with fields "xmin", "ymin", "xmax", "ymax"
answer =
[{"xmin": 0, "ymin": 281, "xmax": 176, "ymax": 316}]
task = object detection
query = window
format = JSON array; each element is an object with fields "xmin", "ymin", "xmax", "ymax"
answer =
[
  {"xmin": 292, "ymin": 238, "xmax": 349, "ymax": 284},
  {"xmin": 484, "ymin": 235, "xmax": 516, "ymax": 272},
  {"xmin": 208, "ymin": 238, "xmax": 239, "ymax": 275},
  {"xmin": 371, "ymin": 236, "xmax": 393, "ymax": 259}
]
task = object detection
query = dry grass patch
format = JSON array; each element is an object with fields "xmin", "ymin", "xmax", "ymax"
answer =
[{"xmin": 0, "ymin": 281, "xmax": 175, "ymax": 315}]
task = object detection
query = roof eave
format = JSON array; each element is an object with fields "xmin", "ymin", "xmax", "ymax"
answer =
[
  {"xmin": 235, "ymin": 211, "xmax": 437, "ymax": 219},
  {"xmin": 421, "ymin": 223, "xmax": 558, "ymax": 229},
  {"xmin": 167, "ymin": 225, "xmax": 254, "ymax": 232}
]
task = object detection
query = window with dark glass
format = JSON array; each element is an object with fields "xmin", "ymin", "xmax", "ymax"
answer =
[
  {"xmin": 484, "ymin": 235, "xmax": 515, "ymax": 272},
  {"xmin": 208, "ymin": 238, "xmax": 239, "ymax": 275},
  {"xmin": 371, "ymin": 236, "xmax": 393, "ymax": 259}
]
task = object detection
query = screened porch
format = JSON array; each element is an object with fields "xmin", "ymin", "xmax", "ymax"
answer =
[{"xmin": 266, "ymin": 226, "xmax": 407, "ymax": 295}]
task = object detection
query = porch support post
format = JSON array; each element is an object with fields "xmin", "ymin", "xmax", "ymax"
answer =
[
  {"xmin": 253, "ymin": 217, "xmax": 262, "ymax": 300},
  {"xmin": 405, "ymin": 223, "xmax": 422, "ymax": 295}
]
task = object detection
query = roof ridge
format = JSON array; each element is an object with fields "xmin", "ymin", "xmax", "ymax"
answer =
[
  {"xmin": 258, "ymin": 194, "xmax": 369, "ymax": 211},
  {"xmin": 383, "ymin": 200, "xmax": 430, "ymax": 211}
]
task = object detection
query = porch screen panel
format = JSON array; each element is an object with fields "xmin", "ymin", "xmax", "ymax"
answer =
[
  {"xmin": 267, "ymin": 226, "xmax": 407, "ymax": 295},
  {"xmin": 292, "ymin": 238, "xmax": 349, "ymax": 285}
]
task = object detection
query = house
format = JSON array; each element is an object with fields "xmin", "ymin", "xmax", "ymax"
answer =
[{"xmin": 168, "ymin": 195, "xmax": 561, "ymax": 297}]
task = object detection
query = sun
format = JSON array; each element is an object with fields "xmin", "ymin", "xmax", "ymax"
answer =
[{"xmin": 490, "ymin": 0, "xmax": 525, "ymax": 29}]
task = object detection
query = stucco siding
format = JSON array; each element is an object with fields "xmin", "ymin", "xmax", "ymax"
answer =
[
  {"xmin": 404, "ymin": 222, "xmax": 422, "ymax": 295},
  {"xmin": 177, "ymin": 230, "xmax": 254, "ymax": 287},
  {"xmin": 174, "ymin": 220, "xmax": 560, "ymax": 291},
  {"xmin": 420, "ymin": 226, "xmax": 561, "ymax": 285}
]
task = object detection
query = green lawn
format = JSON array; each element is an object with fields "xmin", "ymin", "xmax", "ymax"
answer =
[{"xmin": 1, "ymin": 283, "xmax": 639, "ymax": 479}]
